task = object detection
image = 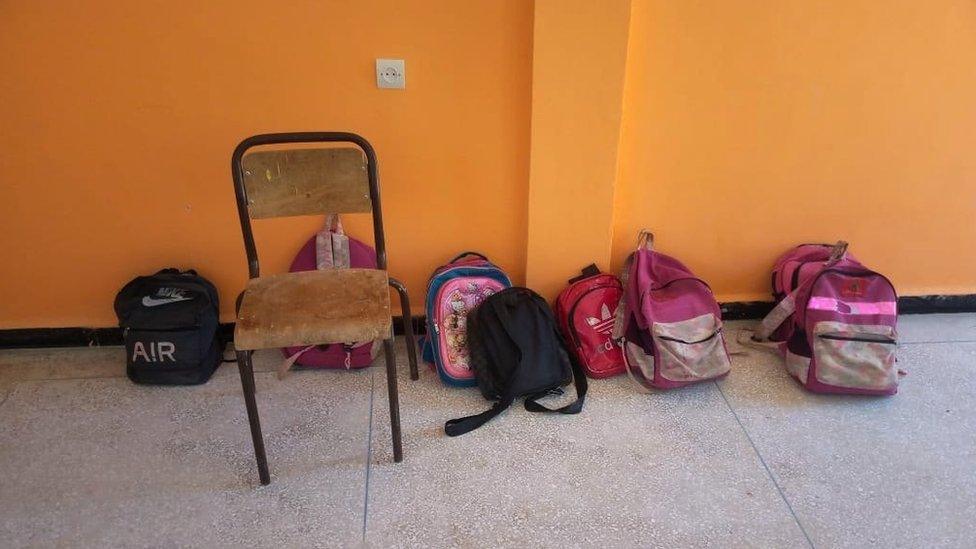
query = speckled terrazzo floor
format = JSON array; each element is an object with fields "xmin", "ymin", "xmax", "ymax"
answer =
[{"xmin": 1, "ymin": 314, "xmax": 974, "ymax": 548}]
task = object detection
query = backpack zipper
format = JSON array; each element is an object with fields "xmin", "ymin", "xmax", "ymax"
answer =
[
  {"xmin": 124, "ymin": 325, "xmax": 200, "ymax": 334},
  {"xmin": 818, "ymin": 333, "xmax": 895, "ymax": 344},
  {"xmin": 656, "ymin": 328, "xmax": 722, "ymax": 345}
]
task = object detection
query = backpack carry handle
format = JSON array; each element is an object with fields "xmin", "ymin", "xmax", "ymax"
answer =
[
  {"xmin": 450, "ymin": 251, "xmax": 489, "ymax": 263},
  {"xmin": 154, "ymin": 268, "xmax": 198, "ymax": 276},
  {"xmin": 568, "ymin": 263, "xmax": 601, "ymax": 284},
  {"xmin": 636, "ymin": 229, "xmax": 654, "ymax": 251},
  {"xmin": 323, "ymin": 213, "xmax": 344, "ymax": 235},
  {"xmin": 827, "ymin": 240, "xmax": 849, "ymax": 265}
]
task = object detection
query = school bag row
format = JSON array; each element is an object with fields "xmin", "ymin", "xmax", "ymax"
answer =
[{"xmin": 422, "ymin": 231, "xmax": 901, "ymax": 411}]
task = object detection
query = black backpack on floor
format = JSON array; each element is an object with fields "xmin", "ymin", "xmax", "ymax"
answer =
[
  {"xmin": 444, "ymin": 287, "xmax": 588, "ymax": 436},
  {"xmin": 114, "ymin": 269, "xmax": 223, "ymax": 385}
]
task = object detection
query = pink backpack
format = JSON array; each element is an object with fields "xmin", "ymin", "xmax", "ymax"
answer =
[
  {"xmin": 279, "ymin": 215, "xmax": 380, "ymax": 372},
  {"xmin": 421, "ymin": 252, "xmax": 512, "ymax": 387},
  {"xmin": 769, "ymin": 243, "xmax": 860, "ymax": 341},
  {"xmin": 612, "ymin": 231, "xmax": 731, "ymax": 389},
  {"xmin": 751, "ymin": 242, "xmax": 899, "ymax": 395}
]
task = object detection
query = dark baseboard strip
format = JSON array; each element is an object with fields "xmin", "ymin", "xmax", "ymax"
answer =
[
  {"xmin": 2, "ymin": 295, "xmax": 973, "ymax": 349},
  {"xmin": 719, "ymin": 301, "xmax": 774, "ymax": 320},
  {"xmin": 0, "ymin": 317, "xmax": 424, "ymax": 350},
  {"xmin": 721, "ymin": 294, "xmax": 976, "ymax": 320},
  {"xmin": 897, "ymin": 294, "xmax": 976, "ymax": 314}
]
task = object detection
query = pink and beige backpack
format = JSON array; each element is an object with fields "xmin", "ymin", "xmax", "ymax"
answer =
[
  {"xmin": 750, "ymin": 242, "xmax": 899, "ymax": 395},
  {"xmin": 612, "ymin": 231, "xmax": 732, "ymax": 390}
]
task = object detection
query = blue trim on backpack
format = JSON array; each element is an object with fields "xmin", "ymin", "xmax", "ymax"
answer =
[{"xmin": 424, "ymin": 264, "xmax": 512, "ymax": 388}]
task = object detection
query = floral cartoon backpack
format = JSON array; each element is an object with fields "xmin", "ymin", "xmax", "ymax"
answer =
[{"xmin": 421, "ymin": 252, "xmax": 512, "ymax": 387}]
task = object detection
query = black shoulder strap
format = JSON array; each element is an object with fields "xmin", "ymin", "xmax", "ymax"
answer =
[
  {"xmin": 523, "ymin": 295, "xmax": 588, "ymax": 415},
  {"xmin": 444, "ymin": 289, "xmax": 519, "ymax": 437},
  {"xmin": 444, "ymin": 394, "xmax": 515, "ymax": 437},
  {"xmin": 443, "ymin": 289, "xmax": 589, "ymax": 436}
]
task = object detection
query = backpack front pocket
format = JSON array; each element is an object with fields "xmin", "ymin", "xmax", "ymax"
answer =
[
  {"xmin": 813, "ymin": 322, "xmax": 897, "ymax": 390},
  {"xmin": 651, "ymin": 314, "xmax": 731, "ymax": 383}
]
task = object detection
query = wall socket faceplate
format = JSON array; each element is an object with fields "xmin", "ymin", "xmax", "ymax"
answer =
[{"xmin": 376, "ymin": 58, "xmax": 405, "ymax": 89}]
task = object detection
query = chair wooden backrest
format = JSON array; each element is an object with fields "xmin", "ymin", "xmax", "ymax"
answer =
[
  {"xmin": 241, "ymin": 147, "xmax": 372, "ymax": 218},
  {"xmin": 231, "ymin": 132, "xmax": 388, "ymax": 278}
]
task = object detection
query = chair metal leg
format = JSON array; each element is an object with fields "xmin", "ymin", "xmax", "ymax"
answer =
[
  {"xmin": 237, "ymin": 350, "xmax": 270, "ymax": 485},
  {"xmin": 382, "ymin": 338, "xmax": 404, "ymax": 462},
  {"xmin": 389, "ymin": 277, "xmax": 419, "ymax": 381}
]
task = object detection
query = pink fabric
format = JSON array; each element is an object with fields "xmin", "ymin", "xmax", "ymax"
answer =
[
  {"xmin": 433, "ymin": 276, "xmax": 507, "ymax": 380},
  {"xmin": 617, "ymin": 244, "xmax": 731, "ymax": 390},
  {"xmin": 768, "ymin": 244, "xmax": 861, "ymax": 341},
  {"xmin": 281, "ymin": 232, "xmax": 379, "ymax": 369},
  {"xmin": 807, "ymin": 297, "xmax": 897, "ymax": 316},
  {"xmin": 781, "ymin": 255, "xmax": 900, "ymax": 395}
]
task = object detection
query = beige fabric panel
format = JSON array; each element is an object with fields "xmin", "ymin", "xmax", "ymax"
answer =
[
  {"xmin": 241, "ymin": 148, "xmax": 372, "ymax": 218},
  {"xmin": 234, "ymin": 269, "xmax": 391, "ymax": 350}
]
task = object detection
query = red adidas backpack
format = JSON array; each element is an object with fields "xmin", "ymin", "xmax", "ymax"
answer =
[{"xmin": 554, "ymin": 264, "xmax": 626, "ymax": 379}]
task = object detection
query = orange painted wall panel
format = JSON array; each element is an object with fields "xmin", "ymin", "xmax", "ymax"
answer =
[
  {"xmin": 2, "ymin": 0, "xmax": 974, "ymax": 331},
  {"xmin": 526, "ymin": 0, "xmax": 632, "ymax": 300},
  {"xmin": 0, "ymin": 1, "xmax": 532, "ymax": 327},
  {"xmin": 613, "ymin": 0, "xmax": 976, "ymax": 301}
]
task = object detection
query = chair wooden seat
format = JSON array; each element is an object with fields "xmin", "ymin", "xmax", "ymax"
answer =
[{"xmin": 234, "ymin": 269, "xmax": 391, "ymax": 351}]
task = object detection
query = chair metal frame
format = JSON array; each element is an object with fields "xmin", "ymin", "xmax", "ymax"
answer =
[{"xmin": 231, "ymin": 132, "xmax": 418, "ymax": 485}]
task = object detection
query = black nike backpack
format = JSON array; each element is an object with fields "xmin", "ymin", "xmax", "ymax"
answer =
[
  {"xmin": 444, "ymin": 287, "xmax": 588, "ymax": 436},
  {"xmin": 114, "ymin": 269, "xmax": 223, "ymax": 385}
]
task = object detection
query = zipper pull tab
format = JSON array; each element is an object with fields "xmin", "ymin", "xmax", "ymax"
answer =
[{"xmin": 343, "ymin": 344, "xmax": 353, "ymax": 369}]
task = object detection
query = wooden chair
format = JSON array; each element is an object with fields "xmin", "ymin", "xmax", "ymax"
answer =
[{"xmin": 230, "ymin": 132, "xmax": 419, "ymax": 485}]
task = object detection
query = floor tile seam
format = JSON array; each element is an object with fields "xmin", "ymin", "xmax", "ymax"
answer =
[
  {"xmin": 362, "ymin": 369, "xmax": 376, "ymax": 545},
  {"xmin": 713, "ymin": 380, "xmax": 816, "ymax": 549}
]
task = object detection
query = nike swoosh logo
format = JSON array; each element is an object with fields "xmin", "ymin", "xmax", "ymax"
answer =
[{"xmin": 141, "ymin": 296, "xmax": 192, "ymax": 307}]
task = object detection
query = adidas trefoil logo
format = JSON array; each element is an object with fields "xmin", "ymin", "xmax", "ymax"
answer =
[{"xmin": 585, "ymin": 303, "xmax": 615, "ymax": 335}]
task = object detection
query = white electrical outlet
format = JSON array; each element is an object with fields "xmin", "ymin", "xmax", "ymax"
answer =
[{"xmin": 376, "ymin": 58, "xmax": 405, "ymax": 89}]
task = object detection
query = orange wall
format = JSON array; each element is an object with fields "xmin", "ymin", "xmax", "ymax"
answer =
[
  {"xmin": 525, "ymin": 0, "xmax": 631, "ymax": 299},
  {"xmin": 612, "ymin": 0, "xmax": 976, "ymax": 301},
  {"xmin": 0, "ymin": 1, "xmax": 532, "ymax": 327},
  {"xmin": 2, "ymin": 1, "xmax": 975, "ymax": 330}
]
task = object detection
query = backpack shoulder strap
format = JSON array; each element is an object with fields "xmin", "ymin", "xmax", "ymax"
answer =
[
  {"xmin": 749, "ymin": 241, "xmax": 851, "ymax": 345},
  {"xmin": 444, "ymin": 395, "xmax": 515, "ymax": 437},
  {"xmin": 751, "ymin": 293, "xmax": 797, "ymax": 342},
  {"xmin": 611, "ymin": 251, "xmax": 656, "ymax": 392},
  {"xmin": 523, "ymin": 294, "xmax": 588, "ymax": 415},
  {"xmin": 444, "ymin": 302, "xmax": 515, "ymax": 437}
]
